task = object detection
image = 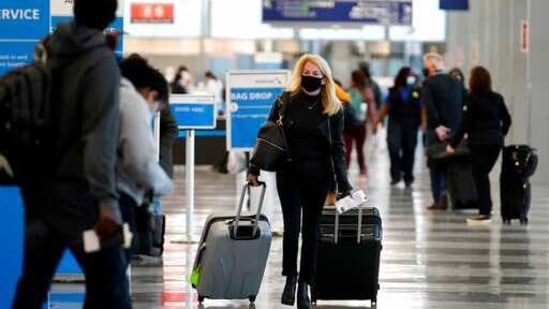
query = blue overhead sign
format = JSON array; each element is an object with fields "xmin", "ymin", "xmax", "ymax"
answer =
[
  {"xmin": 440, "ymin": 0, "xmax": 469, "ymax": 11},
  {"xmin": 171, "ymin": 95, "xmax": 217, "ymax": 130},
  {"xmin": 262, "ymin": 0, "xmax": 413, "ymax": 25},
  {"xmin": 226, "ymin": 70, "xmax": 290, "ymax": 151}
]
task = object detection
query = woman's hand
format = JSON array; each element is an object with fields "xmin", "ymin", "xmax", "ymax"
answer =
[
  {"xmin": 446, "ymin": 144, "xmax": 455, "ymax": 154},
  {"xmin": 371, "ymin": 122, "xmax": 378, "ymax": 135},
  {"xmin": 247, "ymin": 173, "xmax": 260, "ymax": 186}
]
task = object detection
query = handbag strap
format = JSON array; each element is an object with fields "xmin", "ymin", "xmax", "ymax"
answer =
[
  {"xmin": 277, "ymin": 92, "xmax": 292, "ymax": 162},
  {"xmin": 276, "ymin": 91, "xmax": 289, "ymax": 125}
]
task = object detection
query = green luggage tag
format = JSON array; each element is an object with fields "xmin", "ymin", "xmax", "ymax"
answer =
[{"xmin": 190, "ymin": 266, "xmax": 201, "ymax": 286}]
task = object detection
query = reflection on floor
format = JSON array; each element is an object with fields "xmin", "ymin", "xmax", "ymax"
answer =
[{"xmin": 50, "ymin": 145, "xmax": 549, "ymax": 309}]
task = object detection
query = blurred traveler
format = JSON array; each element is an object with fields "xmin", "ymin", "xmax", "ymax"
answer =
[
  {"xmin": 170, "ymin": 66, "xmax": 190, "ymax": 94},
  {"xmin": 345, "ymin": 70, "xmax": 377, "ymax": 176},
  {"xmin": 116, "ymin": 55, "xmax": 176, "ymax": 259},
  {"xmin": 358, "ymin": 62, "xmax": 383, "ymax": 110},
  {"xmin": 449, "ymin": 67, "xmax": 465, "ymax": 85},
  {"xmin": 447, "ymin": 66, "xmax": 511, "ymax": 224},
  {"xmin": 422, "ymin": 52, "xmax": 464, "ymax": 210},
  {"xmin": 449, "ymin": 67, "xmax": 468, "ymax": 105},
  {"xmin": 117, "ymin": 56, "xmax": 174, "ymax": 264},
  {"xmin": 248, "ymin": 54, "xmax": 353, "ymax": 309},
  {"xmin": 204, "ymin": 71, "xmax": 224, "ymax": 113},
  {"xmin": 12, "ymin": 0, "xmax": 132, "ymax": 308},
  {"xmin": 377, "ymin": 67, "xmax": 424, "ymax": 187}
]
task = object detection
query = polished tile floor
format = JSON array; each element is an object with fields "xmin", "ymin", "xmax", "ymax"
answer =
[{"xmin": 50, "ymin": 140, "xmax": 549, "ymax": 308}]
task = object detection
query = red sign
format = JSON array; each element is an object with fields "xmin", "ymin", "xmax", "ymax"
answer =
[
  {"xmin": 131, "ymin": 3, "xmax": 174, "ymax": 24},
  {"xmin": 520, "ymin": 20, "xmax": 529, "ymax": 53}
]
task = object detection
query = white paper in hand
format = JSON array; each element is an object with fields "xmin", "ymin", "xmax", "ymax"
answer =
[
  {"xmin": 336, "ymin": 190, "xmax": 369, "ymax": 214},
  {"xmin": 83, "ymin": 230, "xmax": 100, "ymax": 253}
]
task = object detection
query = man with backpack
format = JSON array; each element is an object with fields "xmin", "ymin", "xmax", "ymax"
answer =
[{"xmin": 11, "ymin": 0, "xmax": 132, "ymax": 308}]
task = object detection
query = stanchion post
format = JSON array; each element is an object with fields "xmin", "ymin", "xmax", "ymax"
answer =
[{"xmin": 185, "ymin": 129, "xmax": 195, "ymax": 241}]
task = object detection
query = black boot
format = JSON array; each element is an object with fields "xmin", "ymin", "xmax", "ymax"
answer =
[
  {"xmin": 297, "ymin": 282, "xmax": 312, "ymax": 309},
  {"xmin": 281, "ymin": 276, "xmax": 297, "ymax": 306}
]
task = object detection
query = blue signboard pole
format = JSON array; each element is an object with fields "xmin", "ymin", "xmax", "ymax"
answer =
[
  {"xmin": 169, "ymin": 94, "xmax": 216, "ymax": 244},
  {"xmin": 185, "ymin": 129, "xmax": 196, "ymax": 242}
]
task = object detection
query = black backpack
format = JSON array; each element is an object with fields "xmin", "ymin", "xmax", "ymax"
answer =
[
  {"xmin": 501, "ymin": 145, "xmax": 538, "ymax": 178},
  {"xmin": 0, "ymin": 42, "xmax": 56, "ymax": 186}
]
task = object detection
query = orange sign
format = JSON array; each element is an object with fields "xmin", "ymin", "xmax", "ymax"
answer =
[
  {"xmin": 520, "ymin": 20, "xmax": 529, "ymax": 53},
  {"xmin": 131, "ymin": 3, "xmax": 174, "ymax": 24}
]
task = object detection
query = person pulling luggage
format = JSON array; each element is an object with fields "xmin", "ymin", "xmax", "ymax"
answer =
[{"xmin": 248, "ymin": 54, "xmax": 353, "ymax": 309}]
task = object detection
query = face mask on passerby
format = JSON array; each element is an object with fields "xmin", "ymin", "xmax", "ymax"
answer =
[
  {"xmin": 301, "ymin": 75, "xmax": 323, "ymax": 92},
  {"xmin": 407, "ymin": 75, "xmax": 416, "ymax": 86}
]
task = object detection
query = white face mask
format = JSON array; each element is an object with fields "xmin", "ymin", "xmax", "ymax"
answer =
[{"xmin": 407, "ymin": 76, "xmax": 416, "ymax": 86}]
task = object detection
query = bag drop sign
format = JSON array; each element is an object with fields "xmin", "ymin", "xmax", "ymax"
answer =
[{"xmin": 226, "ymin": 70, "xmax": 290, "ymax": 151}]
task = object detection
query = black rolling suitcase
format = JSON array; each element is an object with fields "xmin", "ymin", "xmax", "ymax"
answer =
[
  {"xmin": 445, "ymin": 160, "xmax": 478, "ymax": 210},
  {"xmin": 312, "ymin": 207, "xmax": 382, "ymax": 309},
  {"xmin": 500, "ymin": 145, "xmax": 538, "ymax": 224}
]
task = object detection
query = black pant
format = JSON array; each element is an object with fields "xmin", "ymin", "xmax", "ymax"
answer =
[
  {"xmin": 119, "ymin": 192, "xmax": 138, "ymax": 265},
  {"xmin": 387, "ymin": 118, "xmax": 419, "ymax": 183},
  {"xmin": 469, "ymin": 144, "xmax": 501, "ymax": 216},
  {"xmin": 13, "ymin": 190, "xmax": 132, "ymax": 309},
  {"xmin": 276, "ymin": 159, "xmax": 331, "ymax": 284}
]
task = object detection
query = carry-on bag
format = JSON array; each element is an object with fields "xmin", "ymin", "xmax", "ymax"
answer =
[
  {"xmin": 191, "ymin": 182, "xmax": 272, "ymax": 305},
  {"xmin": 501, "ymin": 145, "xmax": 538, "ymax": 178},
  {"xmin": 312, "ymin": 207, "xmax": 383, "ymax": 309},
  {"xmin": 500, "ymin": 145, "xmax": 536, "ymax": 224},
  {"xmin": 445, "ymin": 160, "xmax": 478, "ymax": 210},
  {"xmin": 500, "ymin": 173, "xmax": 531, "ymax": 224}
]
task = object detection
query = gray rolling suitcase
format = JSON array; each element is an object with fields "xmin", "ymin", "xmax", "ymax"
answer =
[{"xmin": 191, "ymin": 182, "xmax": 271, "ymax": 305}]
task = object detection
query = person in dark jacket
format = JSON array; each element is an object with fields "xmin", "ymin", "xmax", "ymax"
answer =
[
  {"xmin": 159, "ymin": 106, "xmax": 178, "ymax": 178},
  {"xmin": 12, "ymin": 0, "xmax": 132, "ymax": 308},
  {"xmin": 377, "ymin": 67, "xmax": 424, "ymax": 187},
  {"xmin": 170, "ymin": 66, "xmax": 189, "ymax": 94},
  {"xmin": 449, "ymin": 67, "xmax": 468, "ymax": 106},
  {"xmin": 422, "ymin": 53, "xmax": 464, "ymax": 210},
  {"xmin": 447, "ymin": 66, "xmax": 512, "ymax": 224},
  {"xmin": 248, "ymin": 54, "xmax": 353, "ymax": 309}
]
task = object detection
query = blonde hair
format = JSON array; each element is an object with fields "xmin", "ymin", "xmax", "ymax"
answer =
[
  {"xmin": 287, "ymin": 54, "xmax": 341, "ymax": 116},
  {"xmin": 423, "ymin": 52, "xmax": 445, "ymax": 71}
]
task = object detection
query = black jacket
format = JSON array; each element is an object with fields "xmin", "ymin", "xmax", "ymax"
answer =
[
  {"xmin": 159, "ymin": 105, "xmax": 178, "ymax": 178},
  {"xmin": 451, "ymin": 91, "xmax": 512, "ymax": 147},
  {"xmin": 250, "ymin": 92, "xmax": 353, "ymax": 194},
  {"xmin": 27, "ymin": 23, "xmax": 121, "ymax": 235},
  {"xmin": 387, "ymin": 86, "xmax": 422, "ymax": 121},
  {"xmin": 422, "ymin": 73, "xmax": 464, "ymax": 132}
]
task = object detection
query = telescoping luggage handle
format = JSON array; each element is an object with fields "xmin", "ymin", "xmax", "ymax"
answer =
[
  {"xmin": 233, "ymin": 181, "xmax": 267, "ymax": 238},
  {"xmin": 334, "ymin": 207, "xmax": 364, "ymax": 245}
]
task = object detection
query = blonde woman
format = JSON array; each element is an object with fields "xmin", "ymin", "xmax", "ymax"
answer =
[{"xmin": 249, "ymin": 54, "xmax": 353, "ymax": 309}]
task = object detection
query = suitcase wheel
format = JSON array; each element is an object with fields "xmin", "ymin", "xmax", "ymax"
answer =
[
  {"xmin": 502, "ymin": 218, "xmax": 511, "ymax": 225},
  {"xmin": 248, "ymin": 295, "xmax": 256, "ymax": 305},
  {"xmin": 198, "ymin": 295, "xmax": 205, "ymax": 304},
  {"xmin": 371, "ymin": 300, "xmax": 377, "ymax": 309},
  {"xmin": 520, "ymin": 217, "xmax": 529, "ymax": 225}
]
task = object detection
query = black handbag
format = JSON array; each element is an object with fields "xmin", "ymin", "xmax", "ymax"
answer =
[
  {"xmin": 425, "ymin": 140, "xmax": 470, "ymax": 162},
  {"xmin": 250, "ymin": 93, "xmax": 291, "ymax": 171}
]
